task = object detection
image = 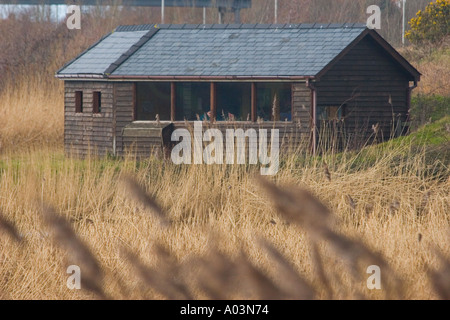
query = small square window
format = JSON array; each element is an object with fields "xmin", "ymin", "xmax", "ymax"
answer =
[{"xmin": 93, "ymin": 91, "xmax": 101, "ymax": 114}]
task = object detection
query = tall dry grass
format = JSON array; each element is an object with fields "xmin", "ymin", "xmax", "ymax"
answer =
[
  {"xmin": 0, "ymin": 141, "xmax": 448, "ymax": 299},
  {"xmin": 0, "ymin": 78, "xmax": 63, "ymax": 152}
]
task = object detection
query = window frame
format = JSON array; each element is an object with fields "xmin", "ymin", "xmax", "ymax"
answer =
[
  {"xmin": 135, "ymin": 82, "xmax": 171, "ymax": 121},
  {"xmin": 254, "ymin": 82, "xmax": 293, "ymax": 122},
  {"xmin": 130, "ymin": 81, "xmax": 295, "ymax": 123},
  {"xmin": 75, "ymin": 91, "xmax": 83, "ymax": 113},
  {"xmin": 93, "ymin": 91, "xmax": 101, "ymax": 114}
]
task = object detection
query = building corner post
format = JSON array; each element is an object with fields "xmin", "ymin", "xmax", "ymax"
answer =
[{"xmin": 307, "ymin": 78, "xmax": 317, "ymax": 156}]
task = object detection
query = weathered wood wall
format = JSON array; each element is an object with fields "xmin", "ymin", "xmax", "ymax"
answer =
[
  {"xmin": 114, "ymin": 82, "xmax": 135, "ymax": 156},
  {"xmin": 316, "ymin": 36, "xmax": 412, "ymax": 146},
  {"xmin": 63, "ymin": 80, "xmax": 317, "ymax": 158},
  {"xmin": 292, "ymin": 82, "xmax": 313, "ymax": 137},
  {"xmin": 64, "ymin": 81, "xmax": 114, "ymax": 156}
]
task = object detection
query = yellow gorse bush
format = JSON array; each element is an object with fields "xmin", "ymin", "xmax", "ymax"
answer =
[{"xmin": 406, "ymin": 0, "xmax": 450, "ymax": 44}]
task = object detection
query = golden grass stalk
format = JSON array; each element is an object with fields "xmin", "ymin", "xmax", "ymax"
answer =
[
  {"xmin": 39, "ymin": 203, "xmax": 107, "ymax": 299},
  {"xmin": 256, "ymin": 176, "xmax": 333, "ymax": 239},
  {"xmin": 257, "ymin": 238, "xmax": 315, "ymax": 300},
  {"xmin": 122, "ymin": 246, "xmax": 193, "ymax": 300},
  {"xmin": 428, "ymin": 246, "xmax": 450, "ymax": 300},
  {"xmin": 257, "ymin": 176, "xmax": 405, "ymax": 299},
  {"xmin": 193, "ymin": 249, "xmax": 240, "ymax": 300},
  {"xmin": 0, "ymin": 211, "xmax": 22, "ymax": 243},
  {"xmin": 323, "ymin": 162, "xmax": 331, "ymax": 182},
  {"xmin": 236, "ymin": 250, "xmax": 286, "ymax": 300},
  {"xmin": 310, "ymin": 241, "xmax": 333, "ymax": 299},
  {"xmin": 120, "ymin": 175, "xmax": 171, "ymax": 227},
  {"xmin": 346, "ymin": 195, "xmax": 356, "ymax": 213}
]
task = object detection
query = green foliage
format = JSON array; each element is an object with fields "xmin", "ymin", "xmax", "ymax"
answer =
[
  {"xmin": 409, "ymin": 94, "xmax": 450, "ymax": 131},
  {"xmin": 409, "ymin": 116, "xmax": 450, "ymax": 145},
  {"xmin": 406, "ymin": 0, "xmax": 450, "ymax": 44},
  {"xmin": 325, "ymin": 116, "xmax": 450, "ymax": 180}
]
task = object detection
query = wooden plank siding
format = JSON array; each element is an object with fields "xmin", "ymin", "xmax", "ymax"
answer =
[
  {"xmin": 121, "ymin": 122, "xmax": 173, "ymax": 158},
  {"xmin": 64, "ymin": 81, "xmax": 114, "ymax": 157},
  {"xmin": 171, "ymin": 121, "xmax": 310, "ymax": 154},
  {"xmin": 292, "ymin": 83, "xmax": 313, "ymax": 135},
  {"xmin": 114, "ymin": 82, "xmax": 135, "ymax": 156},
  {"xmin": 315, "ymin": 36, "xmax": 412, "ymax": 146},
  {"xmin": 120, "ymin": 120, "xmax": 310, "ymax": 159}
]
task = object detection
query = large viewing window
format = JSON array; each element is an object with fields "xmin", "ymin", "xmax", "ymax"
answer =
[
  {"xmin": 256, "ymin": 83, "xmax": 292, "ymax": 121},
  {"xmin": 176, "ymin": 82, "xmax": 210, "ymax": 121},
  {"xmin": 133, "ymin": 81, "xmax": 293, "ymax": 122},
  {"xmin": 216, "ymin": 83, "xmax": 251, "ymax": 121},
  {"xmin": 136, "ymin": 82, "xmax": 171, "ymax": 121}
]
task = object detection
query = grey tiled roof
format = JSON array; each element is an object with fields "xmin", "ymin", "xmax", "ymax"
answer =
[
  {"xmin": 57, "ymin": 30, "xmax": 149, "ymax": 75},
  {"xmin": 57, "ymin": 24, "xmax": 367, "ymax": 77}
]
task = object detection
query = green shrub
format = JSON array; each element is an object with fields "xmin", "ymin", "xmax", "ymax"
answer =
[
  {"xmin": 405, "ymin": 0, "xmax": 450, "ymax": 45},
  {"xmin": 409, "ymin": 94, "xmax": 450, "ymax": 131}
]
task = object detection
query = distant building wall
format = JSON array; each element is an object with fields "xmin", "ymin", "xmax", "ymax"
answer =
[
  {"xmin": 64, "ymin": 81, "xmax": 114, "ymax": 156},
  {"xmin": 315, "ymin": 36, "xmax": 412, "ymax": 145}
]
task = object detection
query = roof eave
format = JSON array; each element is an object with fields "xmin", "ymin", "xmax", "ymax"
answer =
[
  {"xmin": 106, "ymin": 75, "xmax": 313, "ymax": 81},
  {"xmin": 55, "ymin": 73, "xmax": 107, "ymax": 79},
  {"xmin": 56, "ymin": 31, "xmax": 113, "ymax": 76}
]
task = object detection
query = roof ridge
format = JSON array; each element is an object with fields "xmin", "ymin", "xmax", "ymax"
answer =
[
  {"xmin": 104, "ymin": 25, "xmax": 160, "ymax": 76},
  {"xmin": 115, "ymin": 22, "xmax": 367, "ymax": 31}
]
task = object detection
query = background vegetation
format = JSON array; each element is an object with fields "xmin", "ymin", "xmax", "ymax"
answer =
[{"xmin": 405, "ymin": 0, "xmax": 449, "ymax": 45}]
